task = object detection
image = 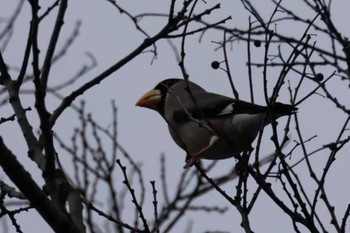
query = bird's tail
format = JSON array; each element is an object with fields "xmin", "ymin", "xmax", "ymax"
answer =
[{"xmin": 270, "ymin": 102, "xmax": 297, "ymax": 116}]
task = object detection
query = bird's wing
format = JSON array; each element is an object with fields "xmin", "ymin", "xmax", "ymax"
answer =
[{"xmin": 172, "ymin": 92, "xmax": 267, "ymax": 123}]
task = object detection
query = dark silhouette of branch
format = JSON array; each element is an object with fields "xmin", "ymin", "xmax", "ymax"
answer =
[{"xmin": 0, "ymin": 137, "xmax": 81, "ymax": 233}]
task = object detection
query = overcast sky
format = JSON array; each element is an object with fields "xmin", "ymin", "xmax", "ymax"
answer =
[{"xmin": 1, "ymin": 0, "xmax": 350, "ymax": 232}]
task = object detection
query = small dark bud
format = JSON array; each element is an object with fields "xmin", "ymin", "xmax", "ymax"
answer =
[
  {"xmin": 211, "ymin": 60, "xmax": 220, "ymax": 70},
  {"xmin": 254, "ymin": 40, "xmax": 261, "ymax": 47},
  {"xmin": 315, "ymin": 73, "xmax": 324, "ymax": 81}
]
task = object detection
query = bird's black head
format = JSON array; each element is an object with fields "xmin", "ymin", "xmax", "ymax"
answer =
[
  {"xmin": 154, "ymin": 79, "xmax": 182, "ymax": 93},
  {"xmin": 136, "ymin": 79, "xmax": 182, "ymax": 114},
  {"xmin": 154, "ymin": 79, "xmax": 182, "ymax": 114}
]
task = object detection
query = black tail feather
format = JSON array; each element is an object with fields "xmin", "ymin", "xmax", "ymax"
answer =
[{"xmin": 271, "ymin": 102, "xmax": 297, "ymax": 116}]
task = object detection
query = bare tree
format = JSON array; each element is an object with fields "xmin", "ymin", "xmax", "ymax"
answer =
[
  {"xmin": 195, "ymin": 1, "xmax": 350, "ymax": 232},
  {"xmin": 0, "ymin": 0, "xmax": 349, "ymax": 233}
]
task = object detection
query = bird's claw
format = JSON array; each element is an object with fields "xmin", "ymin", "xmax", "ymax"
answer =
[{"xmin": 183, "ymin": 155, "xmax": 200, "ymax": 168}]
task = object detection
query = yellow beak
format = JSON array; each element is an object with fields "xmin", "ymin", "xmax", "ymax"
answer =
[{"xmin": 135, "ymin": 89, "xmax": 162, "ymax": 110}]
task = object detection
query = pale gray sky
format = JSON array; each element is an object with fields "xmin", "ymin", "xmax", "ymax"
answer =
[{"xmin": 1, "ymin": 0, "xmax": 350, "ymax": 232}]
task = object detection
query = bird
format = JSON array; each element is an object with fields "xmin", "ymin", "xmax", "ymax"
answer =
[{"xmin": 136, "ymin": 78, "xmax": 296, "ymax": 168}]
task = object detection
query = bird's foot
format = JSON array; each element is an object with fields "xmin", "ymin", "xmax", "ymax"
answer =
[
  {"xmin": 235, "ymin": 151, "xmax": 251, "ymax": 175},
  {"xmin": 184, "ymin": 155, "xmax": 200, "ymax": 168},
  {"xmin": 183, "ymin": 135, "xmax": 220, "ymax": 168}
]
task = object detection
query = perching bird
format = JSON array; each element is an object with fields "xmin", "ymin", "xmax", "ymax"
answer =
[{"xmin": 136, "ymin": 78, "xmax": 296, "ymax": 168}]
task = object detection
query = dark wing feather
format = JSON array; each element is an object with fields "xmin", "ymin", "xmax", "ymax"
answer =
[{"xmin": 172, "ymin": 92, "xmax": 267, "ymax": 123}]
